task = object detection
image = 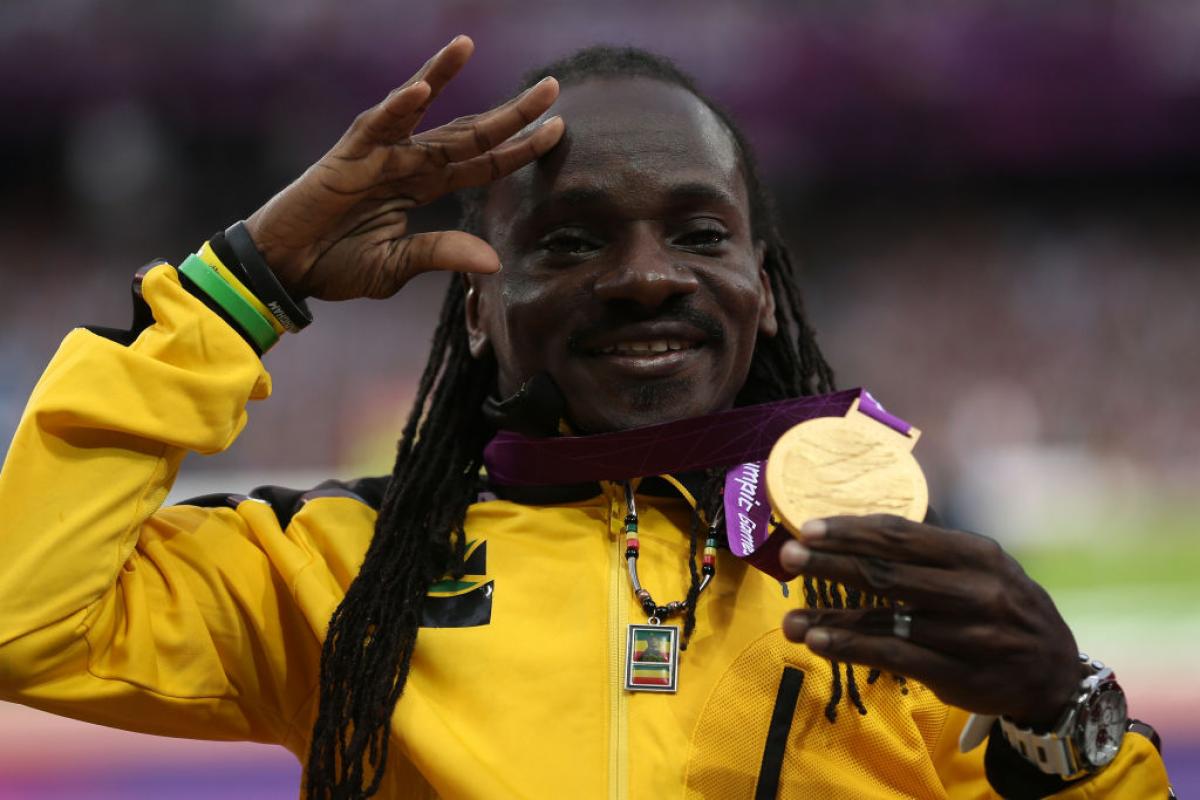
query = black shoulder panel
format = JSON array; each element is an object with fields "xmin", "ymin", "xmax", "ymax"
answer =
[
  {"xmin": 174, "ymin": 475, "xmax": 390, "ymax": 530},
  {"xmin": 86, "ymin": 260, "xmax": 164, "ymax": 345},
  {"xmin": 174, "ymin": 491, "xmax": 247, "ymax": 511}
]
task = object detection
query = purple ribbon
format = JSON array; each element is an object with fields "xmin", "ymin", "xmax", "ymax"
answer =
[
  {"xmin": 482, "ymin": 388, "xmax": 915, "ymax": 581},
  {"xmin": 858, "ymin": 389, "xmax": 913, "ymax": 437},
  {"xmin": 722, "ymin": 459, "xmax": 789, "ymax": 579},
  {"xmin": 724, "ymin": 461, "xmax": 771, "ymax": 558},
  {"xmin": 484, "ymin": 388, "xmax": 869, "ymax": 486}
]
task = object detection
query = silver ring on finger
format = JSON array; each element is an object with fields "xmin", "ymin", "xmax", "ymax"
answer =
[{"xmin": 892, "ymin": 609, "xmax": 914, "ymax": 640}]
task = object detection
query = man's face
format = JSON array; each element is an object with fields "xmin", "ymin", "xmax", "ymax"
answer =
[{"xmin": 467, "ymin": 78, "xmax": 777, "ymax": 433}]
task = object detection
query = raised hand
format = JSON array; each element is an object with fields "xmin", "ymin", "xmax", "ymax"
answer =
[
  {"xmin": 243, "ymin": 35, "xmax": 564, "ymax": 301},
  {"xmin": 779, "ymin": 515, "xmax": 1084, "ymax": 730}
]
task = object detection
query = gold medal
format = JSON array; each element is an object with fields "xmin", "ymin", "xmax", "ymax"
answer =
[{"xmin": 765, "ymin": 397, "xmax": 928, "ymax": 537}]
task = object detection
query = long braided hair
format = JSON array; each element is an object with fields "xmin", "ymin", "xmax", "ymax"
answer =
[{"xmin": 306, "ymin": 46, "xmax": 859, "ymax": 799}]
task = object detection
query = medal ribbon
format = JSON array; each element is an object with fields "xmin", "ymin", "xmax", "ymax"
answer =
[
  {"xmin": 483, "ymin": 388, "xmax": 912, "ymax": 485},
  {"xmin": 482, "ymin": 388, "xmax": 916, "ymax": 579},
  {"xmin": 721, "ymin": 390, "xmax": 915, "ymax": 579}
]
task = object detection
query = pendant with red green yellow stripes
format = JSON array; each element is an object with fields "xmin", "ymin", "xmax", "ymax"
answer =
[{"xmin": 621, "ymin": 481, "xmax": 717, "ymax": 693}]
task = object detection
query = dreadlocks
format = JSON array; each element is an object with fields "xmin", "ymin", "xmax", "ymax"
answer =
[{"xmin": 306, "ymin": 46, "xmax": 855, "ymax": 798}]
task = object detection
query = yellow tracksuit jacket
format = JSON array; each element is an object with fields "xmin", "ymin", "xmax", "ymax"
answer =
[{"xmin": 0, "ymin": 263, "xmax": 1171, "ymax": 798}]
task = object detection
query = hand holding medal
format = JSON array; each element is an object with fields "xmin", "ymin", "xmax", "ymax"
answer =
[{"xmin": 769, "ymin": 394, "xmax": 1084, "ymax": 730}]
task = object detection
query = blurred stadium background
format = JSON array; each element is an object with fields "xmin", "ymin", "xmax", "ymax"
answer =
[{"xmin": 1, "ymin": 1, "xmax": 1197, "ymax": 796}]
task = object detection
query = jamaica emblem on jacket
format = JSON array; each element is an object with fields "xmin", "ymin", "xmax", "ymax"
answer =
[{"xmin": 422, "ymin": 540, "xmax": 493, "ymax": 628}]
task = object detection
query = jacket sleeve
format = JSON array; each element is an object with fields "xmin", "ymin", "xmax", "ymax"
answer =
[
  {"xmin": 0, "ymin": 263, "xmax": 321, "ymax": 751},
  {"xmin": 932, "ymin": 705, "xmax": 1172, "ymax": 798}
]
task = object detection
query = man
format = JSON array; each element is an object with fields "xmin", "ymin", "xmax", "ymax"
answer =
[
  {"xmin": 635, "ymin": 632, "xmax": 673, "ymax": 664},
  {"xmin": 0, "ymin": 36, "xmax": 1171, "ymax": 798}
]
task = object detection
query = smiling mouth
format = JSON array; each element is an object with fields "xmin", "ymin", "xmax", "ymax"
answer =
[
  {"xmin": 595, "ymin": 339, "xmax": 699, "ymax": 356},
  {"xmin": 582, "ymin": 338, "xmax": 706, "ymax": 380}
]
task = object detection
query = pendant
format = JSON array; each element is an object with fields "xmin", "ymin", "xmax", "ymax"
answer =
[{"xmin": 625, "ymin": 623, "xmax": 679, "ymax": 693}]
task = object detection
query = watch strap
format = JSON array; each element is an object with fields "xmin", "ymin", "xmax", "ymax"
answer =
[
  {"xmin": 995, "ymin": 654, "xmax": 1126, "ymax": 781},
  {"xmin": 985, "ymin": 720, "xmax": 1085, "ymax": 800},
  {"xmin": 998, "ymin": 716, "xmax": 1082, "ymax": 777}
]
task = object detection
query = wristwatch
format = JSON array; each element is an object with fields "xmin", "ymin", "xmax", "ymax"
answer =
[{"xmin": 998, "ymin": 653, "xmax": 1127, "ymax": 778}]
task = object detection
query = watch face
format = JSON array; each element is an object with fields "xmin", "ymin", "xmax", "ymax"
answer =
[{"xmin": 1080, "ymin": 685, "xmax": 1127, "ymax": 768}]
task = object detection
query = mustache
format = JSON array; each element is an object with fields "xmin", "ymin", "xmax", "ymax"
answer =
[{"xmin": 566, "ymin": 302, "xmax": 726, "ymax": 353}]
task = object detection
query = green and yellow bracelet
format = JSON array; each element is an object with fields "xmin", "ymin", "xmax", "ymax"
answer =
[{"xmin": 178, "ymin": 253, "xmax": 280, "ymax": 352}]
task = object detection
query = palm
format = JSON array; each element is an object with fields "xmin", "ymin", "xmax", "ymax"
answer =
[{"xmin": 244, "ymin": 36, "xmax": 563, "ymax": 302}]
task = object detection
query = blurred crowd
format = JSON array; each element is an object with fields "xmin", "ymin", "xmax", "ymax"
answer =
[{"xmin": 805, "ymin": 193, "xmax": 1198, "ymax": 540}]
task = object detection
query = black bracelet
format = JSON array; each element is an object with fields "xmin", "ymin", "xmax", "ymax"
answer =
[
  {"xmin": 224, "ymin": 221, "xmax": 313, "ymax": 333},
  {"xmin": 208, "ymin": 230, "xmax": 254, "ymax": 289}
]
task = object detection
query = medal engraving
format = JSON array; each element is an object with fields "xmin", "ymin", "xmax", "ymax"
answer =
[{"xmin": 766, "ymin": 398, "xmax": 928, "ymax": 537}]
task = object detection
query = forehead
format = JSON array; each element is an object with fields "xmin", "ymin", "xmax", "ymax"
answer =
[{"xmin": 484, "ymin": 77, "xmax": 747, "ymax": 226}]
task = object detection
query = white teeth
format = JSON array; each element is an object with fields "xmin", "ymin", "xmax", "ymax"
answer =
[{"xmin": 601, "ymin": 339, "xmax": 694, "ymax": 355}]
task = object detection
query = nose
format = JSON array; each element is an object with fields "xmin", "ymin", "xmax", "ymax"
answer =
[{"xmin": 592, "ymin": 224, "xmax": 699, "ymax": 309}]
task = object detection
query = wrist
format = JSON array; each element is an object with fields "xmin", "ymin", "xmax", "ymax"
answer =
[
  {"xmin": 997, "ymin": 653, "xmax": 1128, "ymax": 779},
  {"xmin": 223, "ymin": 221, "xmax": 314, "ymax": 334},
  {"xmin": 1006, "ymin": 660, "xmax": 1091, "ymax": 732},
  {"xmin": 242, "ymin": 212, "xmax": 311, "ymax": 297}
]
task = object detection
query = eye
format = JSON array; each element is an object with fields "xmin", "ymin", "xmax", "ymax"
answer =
[
  {"xmin": 673, "ymin": 226, "xmax": 730, "ymax": 250},
  {"xmin": 540, "ymin": 229, "xmax": 602, "ymax": 256}
]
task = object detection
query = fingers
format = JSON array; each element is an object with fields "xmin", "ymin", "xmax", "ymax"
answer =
[
  {"xmin": 782, "ymin": 608, "xmax": 1022, "ymax": 656},
  {"xmin": 778, "ymin": 514, "xmax": 1015, "ymax": 609},
  {"xmin": 782, "ymin": 610, "xmax": 964, "ymax": 686},
  {"xmin": 801, "ymin": 514, "xmax": 998, "ymax": 568},
  {"xmin": 390, "ymin": 231, "xmax": 500, "ymax": 285},
  {"xmin": 358, "ymin": 231, "xmax": 499, "ymax": 299},
  {"xmin": 446, "ymin": 115, "xmax": 565, "ymax": 190},
  {"xmin": 783, "ymin": 607, "xmax": 893, "ymax": 641},
  {"xmin": 416, "ymin": 77, "xmax": 561, "ymax": 165},
  {"xmin": 415, "ymin": 35, "xmax": 475, "ymax": 103},
  {"xmin": 777, "ymin": 514, "xmax": 1087, "ymax": 722},
  {"xmin": 355, "ymin": 35, "xmax": 475, "ymax": 145},
  {"xmin": 359, "ymin": 81, "xmax": 434, "ymax": 145},
  {"xmin": 779, "ymin": 538, "xmax": 980, "ymax": 608}
]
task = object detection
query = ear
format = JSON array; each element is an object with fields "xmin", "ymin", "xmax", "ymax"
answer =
[
  {"xmin": 754, "ymin": 240, "xmax": 778, "ymax": 338},
  {"xmin": 464, "ymin": 275, "xmax": 492, "ymax": 359}
]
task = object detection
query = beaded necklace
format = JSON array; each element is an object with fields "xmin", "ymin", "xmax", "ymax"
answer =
[{"xmin": 621, "ymin": 480, "xmax": 718, "ymax": 693}]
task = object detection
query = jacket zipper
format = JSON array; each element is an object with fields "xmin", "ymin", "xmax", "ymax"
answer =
[{"xmin": 607, "ymin": 481, "xmax": 630, "ymax": 800}]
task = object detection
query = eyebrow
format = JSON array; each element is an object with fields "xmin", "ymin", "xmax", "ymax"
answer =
[
  {"xmin": 525, "ymin": 181, "xmax": 740, "ymax": 222},
  {"xmin": 665, "ymin": 182, "xmax": 740, "ymax": 211}
]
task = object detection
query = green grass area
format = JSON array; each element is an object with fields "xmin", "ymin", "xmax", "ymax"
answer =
[
  {"xmin": 1016, "ymin": 540, "xmax": 1200, "ymax": 593},
  {"xmin": 1010, "ymin": 507, "xmax": 1200, "ymax": 626},
  {"xmin": 1012, "ymin": 507, "xmax": 1200, "ymax": 592}
]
